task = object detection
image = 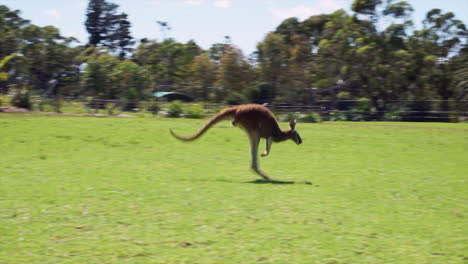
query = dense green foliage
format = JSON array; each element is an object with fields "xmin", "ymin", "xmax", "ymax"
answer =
[
  {"xmin": 0, "ymin": 115, "xmax": 467, "ymax": 263},
  {"xmin": 0, "ymin": 0, "xmax": 467, "ymax": 118},
  {"xmin": 85, "ymin": 0, "xmax": 133, "ymax": 59}
]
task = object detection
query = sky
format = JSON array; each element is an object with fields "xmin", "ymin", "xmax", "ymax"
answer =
[{"xmin": 3, "ymin": 0, "xmax": 468, "ymax": 55}]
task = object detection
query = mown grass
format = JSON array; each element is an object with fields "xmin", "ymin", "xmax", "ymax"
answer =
[{"xmin": 0, "ymin": 114, "xmax": 467, "ymax": 263}]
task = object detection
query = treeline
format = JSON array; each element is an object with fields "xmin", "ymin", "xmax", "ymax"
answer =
[{"xmin": 0, "ymin": 0, "xmax": 467, "ymax": 120}]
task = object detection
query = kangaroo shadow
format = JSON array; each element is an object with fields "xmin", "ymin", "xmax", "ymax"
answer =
[
  {"xmin": 176, "ymin": 178, "xmax": 313, "ymax": 185},
  {"xmin": 246, "ymin": 179, "xmax": 313, "ymax": 185}
]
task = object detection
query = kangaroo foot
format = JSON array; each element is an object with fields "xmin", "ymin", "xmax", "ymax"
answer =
[{"xmin": 252, "ymin": 167, "xmax": 275, "ymax": 181}]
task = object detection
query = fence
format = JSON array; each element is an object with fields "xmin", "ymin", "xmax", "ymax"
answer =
[
  {"xmin": 2, "ymin": 96, "xmax": 467, "ymax": 122},
  {"xmin": 266, "ymin": 101, "xmax": 468, "ymax": 122}
]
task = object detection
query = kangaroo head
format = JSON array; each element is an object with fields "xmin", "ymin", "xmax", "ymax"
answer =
[{"xmin": 289, "ymin": 119, "xmax": 302, "ymax": 145}]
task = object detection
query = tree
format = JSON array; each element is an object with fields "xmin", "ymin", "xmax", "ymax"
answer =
[
  {"xmin": 85, "ymin": 0, "xmax": 111, "ymax": 46},
  {"xmin": 110, "ymin": 60, "xmax": 152, "ymax": 109},
  {"xmin": 133, "ymin": 38, "xmax": 201, "ymax": 89},
  {"xmin": 0, "ymin": 5, "xmax": 30, "ymax": 93},
  {"xmin": 408, "ymin": 9, "xmax": 468, "ymax": 115},
  {"xmin": 351, "ymin": 0, "xmax": 382, "ymax": 20},
  {"xmin": 85, "ymin": 0, "xmax": 133, "ymax": 58},
  {"xmin": 155, "ymin": 39, "xmax": 187, "ymax": 86},
  {"xmin": 309, "ymin": 10, "xmax": 366, "ymax": 99},
  {"xmin": 216, "ymin": 45, "xmax": 252, "ymax": 103},
  {"xmin": 275, "ymin": 17, "xmax": 303, "ymax": 44},
  {"xmin": 190, "ymin": 53, "xmax": 217, "ymax": 101},
  {"xmin": 208, "ymin": 43, "xmax": 226, "ymax": 63},
  {"xmin": 175, "ymin": 40, "xmax": 202, "ymax": 87},
  {"xmin": 419, "ymin": 9, "xmax": 467, "ymax": 56},
  {"xmin": 80, "ymin": 47, "xmax": 120, "ymax": 98},
  {"xmin": 287, "ymin": 35, "xmax": 313, "ymax": 103},
  {"xmin": 0, "ymin": 5, "xmax": 29, "ymax": 58},
  {"xmin": 80, "ymin": 46, "xmax": 153, "ymax": 106},
  {"xmin": 18, "ymin": 25, "xmax": 79, "ymax": 92},
  {"xmin": 452, "ymin": 58, "xmax": 468, "ymax": 101},
  {"xmin": 256, "ymin": 33, "xmax": 289, "ymax": 99},
  {"xmin": 110, "ymin": 13, "xmax": 134, "ymax": 60},
  {"xmin": 345, "ymin": 0, "xmax": 416, "ymax": 118}
]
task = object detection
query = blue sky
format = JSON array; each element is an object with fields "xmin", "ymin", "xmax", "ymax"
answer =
[{"xmin": 3, "ymin": 0, "xmax": 468, "ymax": 55}]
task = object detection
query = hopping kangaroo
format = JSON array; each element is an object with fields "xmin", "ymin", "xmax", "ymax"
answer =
[{"xmin": 170, "ymin": 104, "xmax": 302, "ymax": 181}]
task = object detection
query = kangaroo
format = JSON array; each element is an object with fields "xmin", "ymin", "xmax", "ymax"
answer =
[{"xmin": 169, "ymin": 104, "xmax": 302, "ymax": 181}]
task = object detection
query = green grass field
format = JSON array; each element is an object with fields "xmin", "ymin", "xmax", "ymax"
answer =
[{"xmin": 1, "ymin": 114, "xmax": 467, "ymax": 263}]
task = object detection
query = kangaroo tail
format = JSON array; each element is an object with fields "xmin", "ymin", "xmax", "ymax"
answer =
[{"xmin": 170, "ymin": 107, "xmax": 236, "ymax": 141}]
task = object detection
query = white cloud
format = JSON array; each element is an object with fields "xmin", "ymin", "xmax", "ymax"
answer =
[
  {"xmin": 144, "ymin": 0, "xmax": 162, "ymax": 7},
  {"xmin": 44, "ymin": 9, "xmax": 61, "ymax": 21},
  {"xmin": 213, "ymin": 0, "xmax": 232, "ymax": 8},
  {"xmin": 184, "ymin": 0, "xmax": 204, "ymax": 5},
  {"xmin": 270, "ymin": 5, "xmax": 317, "ymax": 20},
  {"xmin": 269, "ymin": 0, "xmax": 344, "ymax": 20},
  {"xmin": 319, "ymin": 0, "xmax": 343, "ymax": 11}
]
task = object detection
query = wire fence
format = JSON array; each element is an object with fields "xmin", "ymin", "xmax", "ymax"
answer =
[
  {"xmin": 265, "ymin": 101, "xmax": 468, "ymax": 122},
  {"xmin": 2, "ymin": 96, "xmax": 467, "ymax": 122}
]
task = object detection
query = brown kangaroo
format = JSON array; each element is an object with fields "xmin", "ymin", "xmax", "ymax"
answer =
[{"xmin": 170, "ymin": 104, "xmax": 302, "ymax": 181}]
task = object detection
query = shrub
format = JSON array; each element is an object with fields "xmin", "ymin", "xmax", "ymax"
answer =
[
  {"xmin": 300, "ymin": 112, "xmax": 322, "ymax": 123},
  {"xmin": 349, "ymin": 110, "xmax": 365, "ymax": 121},
  {"xmin": 329, "ymin": 111, "xmax": 348, "ymax": 121},
  {"xmin": 280, "ymin": 112, "xmax": 300, "ymax": 122},
  {"xmin": 106, "ymin": 103, "xmax": 118, "ymax": 115},
  {"xmin": 166, "ymin": 101, "xmax": 183, "ymax": 117},
  {"xmin": 142, "ymin": 101, "xmax": 161, "ymax": 115},
  {"xmin": 328, "ymin": 110, "xmax": 367, "ymax": 121},
  {"xmin": 146, "ymin": 103, "xmax": 160, "ymax": 115},
  {"xmin": 11, "ymin": 90, "xmax": 32, "ymax": 109},
  {"xmin": 356, "ymin": 98, "xmax": 371, "ymax": 112},
  {"xmin": 384, "ymin": 111, "xmax": 402, "ymax": 121},
  {"xmin": 184, "ymin": 104, "xmax": 205, "ymax": 119}
]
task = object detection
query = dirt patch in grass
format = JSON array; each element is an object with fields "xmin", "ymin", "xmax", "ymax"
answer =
[{"xmin": 0, "ymin": 107, "xmax": 30, "ymax": 113}]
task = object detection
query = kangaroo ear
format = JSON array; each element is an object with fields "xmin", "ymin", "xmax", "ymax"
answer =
[{"xmin": 289, "ymin": 119, "xmax": 296, "ymax": 130}]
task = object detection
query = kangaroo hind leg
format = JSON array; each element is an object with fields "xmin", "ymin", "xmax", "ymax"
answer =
[{"xmin": 248, "ymin": 132, "xmax": 273, "ymax": 181}]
